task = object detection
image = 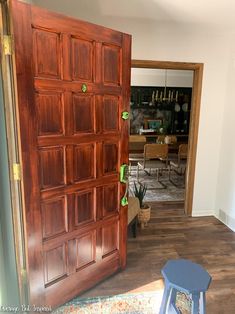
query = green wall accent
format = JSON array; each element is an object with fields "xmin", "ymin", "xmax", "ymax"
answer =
[{"xmin": 0, "ymin": 72, "xmax": 20, "ymax": 307}]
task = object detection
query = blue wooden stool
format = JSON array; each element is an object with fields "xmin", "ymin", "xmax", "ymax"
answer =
[{"xmin": 159, "ymin": 259, "xmax": 211, "ymax": 314}]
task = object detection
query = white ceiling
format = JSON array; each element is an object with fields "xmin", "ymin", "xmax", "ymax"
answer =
[{"xmin": 33, "ymin": 0, "xmax": 235, "ymax": 32}]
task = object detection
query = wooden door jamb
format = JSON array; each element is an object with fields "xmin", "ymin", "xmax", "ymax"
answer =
[
  {"xmin": 0, "ymin": 0, "xmax": 28, "ymax": 305},
  {"xmin": 131, "ymin": 59, "xmax": 204, "ymax": 216}
]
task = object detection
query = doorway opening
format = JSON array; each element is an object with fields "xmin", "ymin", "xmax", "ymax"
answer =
[{"xmin": 128, "ymin": 60, "xmax": 203, "ymax": 219}]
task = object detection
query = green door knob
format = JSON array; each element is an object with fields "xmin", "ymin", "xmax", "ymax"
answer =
[
  {"xmin": 81, "ymin": 84, "xmax": 87, "ymax": 93},
  {"xmin": 122, "ymin": 111, "xmax": 129, "ymax": 120}
]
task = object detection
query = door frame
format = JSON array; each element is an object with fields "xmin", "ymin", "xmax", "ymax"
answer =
[{"xmin": 131, "ymin": 60, "xmax": 204, "ymax": 216}]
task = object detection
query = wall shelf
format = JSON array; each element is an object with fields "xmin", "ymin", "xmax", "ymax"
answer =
[{"xmin": 130, "ymin": 86, "xmax": 192, "ymax": 135}]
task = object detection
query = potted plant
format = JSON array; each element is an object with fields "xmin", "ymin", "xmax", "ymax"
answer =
[{"xmin": 133, "ymin": 182, "xmax": 151, "ymax": 229}]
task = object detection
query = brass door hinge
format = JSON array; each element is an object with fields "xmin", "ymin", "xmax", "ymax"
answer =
[
  {"xmin": 21, "ymin": 268, "xmax": 27, "ymax": 284},
  {"xmin": 13, "ymin": 163, "xmax": 21, "ymax": 181},
  {"xmin": 2, "ymin": 35, "xmax": 14, "ymax": 55}
]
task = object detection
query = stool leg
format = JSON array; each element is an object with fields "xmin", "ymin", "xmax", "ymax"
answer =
[
  {"xmin": 169, "ymin": 288, "xmax": 177, "ymax": 305},
  {"xmin": 168, "ymin": 288, "xmax": 177, "ymax": 313},
  {"xmin": 159, "ymin": 282, "xmax": 171, "ymax": 314},
  {"xmin": 200, "ymin": 292, "xmax": 206, "ymax": 314},
  {"xmin": 191, "ymin": 292, "xmax": 200, "ymax": 314}
]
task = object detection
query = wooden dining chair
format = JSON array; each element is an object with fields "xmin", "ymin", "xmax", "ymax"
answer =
[
  {"xmin": 129, "ymin": 135, "xmax": 146, "ymax": 175},
  {"xmin": 156, "ymin": 135, "xmax": 165, "ymax": 144},
  {"xmin": 169, "ymin": 143, "xmax": 188, "ymax": 187},
  {"xmin": 168, "ymin": 135, "xmax": 177, "ymax": 144},
  {"xmin": 137, "ymin": 143, "xmax": 169, "ymax": 189}
]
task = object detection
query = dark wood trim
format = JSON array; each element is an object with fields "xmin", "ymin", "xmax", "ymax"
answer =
[
  {"xmin": 131, "ymin": 60, "xmax": 204, "ymax": 216},
  {"xmin": 132, "ymin": 60, "xmax": 203, "ymax": 71}
]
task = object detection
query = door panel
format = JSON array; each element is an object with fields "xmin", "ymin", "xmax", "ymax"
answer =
[
  {"xmin": 39, "ymin": 147, "xmax": 66, "ymax": 189},
  {"xmin": 103, "ymin": 183, "xmax": 119, "ymax": 217},
  {"xmin": 73, "ymin": 144, "xmax": 95, "ymax": 182},
  {"xmin": 11, "ymin": 0, "xmax": 131, "ymax": 308},
  {"xmin": 41, "ymin": 196, "xmax": 68, "ymax": 239},
  {"xmin": 33, "ymin": 29, "xmax": 61, "ymax": 79},
  {"xmin": 103, "ymin": 96, "xmax": 119, "ymax": 132},
  {"xmin": 76, "ymin": 232, "xmax": 96, "ymax": 269},
  {"xmin": 71, "ymin": 37, "xmax": 94, "ymax": 82},
  {"xmin": 103, "ymin": 142, "xmax": 119, "ymax": 174},
  {"xmin": 74, "ymin": 189, "xmax": 95, "ymax": 226},
  {"xmin": 36, "ymin": 91, "xmax": 64, "ymax": 136},
  {"xmin": 102, "ymin": 221, "xmax": 119, "ymax": 257},
  {"xmin": 44, "ymin": 244, "xmax": 67, "ymax": 286},
  {"xmin": 103, "ymin": 44, "xmax": 121, "ymax": 85},
  {"xmin": 73, "ymin": 94, "xmax": 95, "ymax": 134}
]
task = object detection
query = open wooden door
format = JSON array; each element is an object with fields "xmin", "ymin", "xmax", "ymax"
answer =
[{"xmin": 10, "ymin": 0, "xmax": 131, "ymax": 308}]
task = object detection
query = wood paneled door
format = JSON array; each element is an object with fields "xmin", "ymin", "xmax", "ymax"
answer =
[{"xmin": 10, "ymin": 0, "xmax": 131, "ymax": 308}]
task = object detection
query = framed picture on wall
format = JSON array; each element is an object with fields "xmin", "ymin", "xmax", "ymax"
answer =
[{"xmin": 145, "ymin": 119, "xmax": 162, "ymax": 130}]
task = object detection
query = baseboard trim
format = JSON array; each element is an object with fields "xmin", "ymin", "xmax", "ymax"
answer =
[
  {"xmin": 215, "ymin": 210, "xmax": 235, "ymax": 232},
  {"xmin": 192, "ymin": 209, "xmax": 214, "ymax": 217},
  {"xmin": 192, "ymin": 209, "xmax": 235, "ymax": 233}
]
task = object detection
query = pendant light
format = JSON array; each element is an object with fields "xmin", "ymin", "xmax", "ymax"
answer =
[{"xmin": 155, "ymin": 70, "xmax": 179, "ymax": 105}]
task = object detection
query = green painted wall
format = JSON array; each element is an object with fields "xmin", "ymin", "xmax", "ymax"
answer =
[
  {"xmin": 0, "ymin": 216, "xmax": 6, "ymax": 305},
  {"xmin": 0, "ymin": 72, "xmax": 20, "ymax": 307}
]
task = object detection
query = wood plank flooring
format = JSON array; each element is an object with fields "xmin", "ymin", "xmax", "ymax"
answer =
[{"xmin": 80, "ymin": 202, "xmax": 235, "ymax": 313}]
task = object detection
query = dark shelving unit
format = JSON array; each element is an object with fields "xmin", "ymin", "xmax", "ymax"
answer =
[{"xmin": 130, "ymin": 86, "xmax": 192, "ymax": 135}]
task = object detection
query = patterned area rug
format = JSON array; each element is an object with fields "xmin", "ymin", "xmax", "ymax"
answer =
[
  {"xmin": 129, "ymin": 166, "xmax": 185, "ymax": 202},
  {"xmin": 52, "ymin": 291, "xmax": 192, "ymax": 314},
  {"xmin": 52, "ymin": 291, "xmax": 162, "ymax": 314}
]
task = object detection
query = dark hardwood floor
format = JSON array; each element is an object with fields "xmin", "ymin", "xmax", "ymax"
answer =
[{"xmin": 80, "ymin": 202, "xmax": 235, "ymax": 313}]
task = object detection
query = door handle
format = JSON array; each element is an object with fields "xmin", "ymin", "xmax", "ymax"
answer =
[
  {"xmin": 120, "ymin": 164, "xmax": 129, "ymax": 206},
  {"xmin": 120, "ymin": 164, "xmax": 128, "ymax": 183}
]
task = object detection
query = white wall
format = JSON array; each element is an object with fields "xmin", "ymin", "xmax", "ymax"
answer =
[
  {"xmin": 32, "ymin": 0, "xmax": 232, "ymax": 218},
  {"xmin": 131, "ymin": 68, "xmax": 193, "ymax": 87},
  {"xmin": 129, "ymin": 27, "xmax": 229, "ymax": 216},
  {"xmin": 215, "ymin": 36, "xmax": 235, "ymax": 230}
]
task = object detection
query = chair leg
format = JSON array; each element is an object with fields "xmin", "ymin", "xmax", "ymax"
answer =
[
  {"xmin": 137, "ymin": 166, "xmax": 146, "ymax": 186},
  {"xmin": 155, "ymin": 168, "xmax": 167, "ymax": 189},
  {"xmin": 169, "ymin": 169, "xmax": 178, "ymax": 187},
  {"xmin": 156, "ymin": 168, "xmax": 159, "ymax": 181},
  {"xmin": 144, "ymin": 168, "xmax": 167, "ymax": 190},
  {"xmin": 144, "ymin": 169, "xmax": 151, "ymax": 176},
  {"xmin": 169, "ymin": 166, "xmax": 185, "ymax": 188}
]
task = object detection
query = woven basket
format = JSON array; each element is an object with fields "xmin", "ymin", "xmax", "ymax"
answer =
[{"xmin": 138, "ymin": 205, "xmax": 151, "ymax": 229}]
